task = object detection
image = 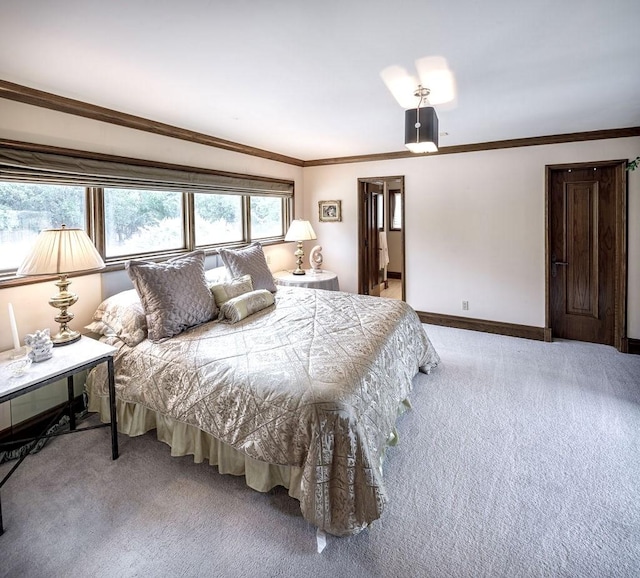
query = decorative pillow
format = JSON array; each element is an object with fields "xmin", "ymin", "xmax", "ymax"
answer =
[
  {"xmin": 126, "ymin": 251, "xmax": 217, "ymax": 341},
  {"xmin": 85, "ymin": 320, "xmax": 116, "ymax": 337},
  {"xmin": 220, "ymin": 289, "xmax": 275, "ymax": 324},
  {"xmin": 89, "ymin": 289, "xmax": 148, "ymax": 347},
  {"xmin": 204, "ymin": 266, "xmax": 229, "ymax": 285},
  {"xmin": 218, "ymin": 242, "xmax": 277, "ymax": 293},
  {"xmin": 209, "ymin": 274, "xmax": 254, "ymax": 307}
]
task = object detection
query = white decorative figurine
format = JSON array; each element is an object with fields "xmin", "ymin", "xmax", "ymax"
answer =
[
  {"xmin": 309, "ymin": 245, "xmax": 323, "ymax": 273},
  {"xmin": 24, "ymin": 328, "xmax": 54, "ymax": 362}
]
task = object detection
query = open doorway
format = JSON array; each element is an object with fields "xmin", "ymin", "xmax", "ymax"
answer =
[{"xmin": 358, "ymin": 176, "xmax": 405, "ymax": 301}]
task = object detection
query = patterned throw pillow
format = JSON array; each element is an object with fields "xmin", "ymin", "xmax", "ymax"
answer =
[
  {"xmin": 218, "ymin": 242, "xmax": 277, "ymax": 293},
  {"xmin": 126, "ymin": 251, "xmax": 217, "ymax": 341},
  {"xmin": 209, "ymin": 274, "xmax": 254, "ymax": 307},
  {"xmin": 88, "ymin": 289, "xmax": 148, "ymax": 347},
  {"xmin": 220, "ymin": 289, "xmax": 275, "ymax": 324}
]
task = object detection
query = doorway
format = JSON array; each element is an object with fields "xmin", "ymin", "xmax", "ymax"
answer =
[
  {"xmin": 358, "ymin": 176, "xmax": 405, "ymax": 300},
  {"xmin": 545, "ymin": 160, "xmax": 628, "ymax": 351}
]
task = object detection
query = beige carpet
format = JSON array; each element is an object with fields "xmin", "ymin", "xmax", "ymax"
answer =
[{"xmin": 1, "ymin": 325, "xmax": 639, "ymax": 578}]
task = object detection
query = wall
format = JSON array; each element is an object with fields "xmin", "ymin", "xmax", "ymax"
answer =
[
  {"xmin": 303, "ymin": 137, "xmax": 640, "ymax": 337},
  {"xmin": 0, "ymin": 99, "xmax": 303, "ymax": 429},
  {"xmin": 387, "ymin": 230, "xmax": 402, "ymax": 274}
]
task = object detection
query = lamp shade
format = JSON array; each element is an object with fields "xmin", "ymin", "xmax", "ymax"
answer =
[
  {"xmin": 284, "ymin": 220, "xmax": 317, "ymax": 242},
  {"xmin": 17, "ymin": 226, "xmax": 105, "ymax": 276},
  {"xmin": 405, "ymin": 106, "xmax": 439, "ymax": 153}
]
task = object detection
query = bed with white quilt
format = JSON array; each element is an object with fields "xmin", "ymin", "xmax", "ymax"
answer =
[{"xmin": 86, "ymin": 245, "xmax": 439, "ymax": 537}]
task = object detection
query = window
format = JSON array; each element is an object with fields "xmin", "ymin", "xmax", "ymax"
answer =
[
  {"xmin": 0, "ymin": 141, "xmax": 294, "ymax": 281},
  {"xmin": 249, "ymin": 196, "xmax": 285, "ymax": 239},
  {"xmin": 0, "ymin": 182, "xmax": 86, "ymax": 272},
  {"xmin": 194, "ymin": 193, "xmax": 243, "ymax": 246},
  {"xmin": 389, "ymin": 190, "xmax": 402, "ymax": 231},
  {"xmin": 104, "ymin": 188, "xmax": 184, "ymax": 257}
]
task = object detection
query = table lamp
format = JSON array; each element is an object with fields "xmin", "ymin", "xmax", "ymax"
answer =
[
  {"xmin": 17, "ymin": 225, "xmax": 105, "ymax": 346},
  {"xmin": 284, "ymin": 220, "xmax": 317, "ymax": 275}
]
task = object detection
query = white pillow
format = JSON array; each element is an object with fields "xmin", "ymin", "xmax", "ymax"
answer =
[{"xmin": 205, "ymin": 266, "xmax": 230, "ymax": 284}]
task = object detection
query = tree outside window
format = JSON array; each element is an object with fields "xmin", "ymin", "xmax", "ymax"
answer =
[{"xmin": 0, "ymin": 182, "xmax": 85, "ymax": 270}]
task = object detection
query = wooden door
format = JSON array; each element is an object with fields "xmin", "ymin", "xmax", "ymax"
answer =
[
  {"xmin": 358, "ymin": 181, "xmax": 382, "ymax": 296},
  {"xmin": 547, "ymin": 162, "xmax": 626, "ymax": 347}
]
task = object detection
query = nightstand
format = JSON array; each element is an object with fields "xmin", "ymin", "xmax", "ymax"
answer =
[
  {"xmin": 0, "ymin": 337, "xmax": 118, "ymax": 535},
  {"xmin": 274, "ymin": 269, "xmax": 340, "ymax": 291}
]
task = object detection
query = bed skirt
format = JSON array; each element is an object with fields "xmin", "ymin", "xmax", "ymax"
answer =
[
  {"xmin": 88, "ymin": 394, "xmax": 304, "ymax": 501},
  {"xmin": 88, "ymin": 392, "xmax": 408, "ymax": 510}
]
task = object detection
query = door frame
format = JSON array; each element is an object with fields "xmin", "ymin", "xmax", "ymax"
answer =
[
  {"xmin": 544, "ymin": 160, "xmax": 628, "ymax": 352},
  {"xmin": 358, "ymin": 176, "xmax": 406, "ymax": 300}
]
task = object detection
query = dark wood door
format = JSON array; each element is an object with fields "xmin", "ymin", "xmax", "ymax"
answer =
[
  {"xmin": 548, "ymin": 164, "xmax": 619, "ymax": 345},
  {"xmin": 359, "ymin": 181, "xmax": 382, "ymax": 296}
]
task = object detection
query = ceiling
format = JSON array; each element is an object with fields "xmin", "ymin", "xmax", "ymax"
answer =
[{"xmin": 1, "ymin": 0, "xmax": 638, "ymax": 162}]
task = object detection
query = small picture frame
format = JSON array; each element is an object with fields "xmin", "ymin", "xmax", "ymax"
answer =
[{"xmin": 319, "ymin": 200, "xmax": 342, "ymax": 222}]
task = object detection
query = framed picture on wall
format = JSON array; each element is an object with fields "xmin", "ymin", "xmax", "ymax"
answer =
[{"xmin": 319, "ymin": 200, "xmax": 342, "ymax": 222}]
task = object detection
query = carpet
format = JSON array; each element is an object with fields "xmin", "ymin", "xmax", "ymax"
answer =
[{"xmin": 1, "ymin": 325, "xmax": 639, "ymax": 577}]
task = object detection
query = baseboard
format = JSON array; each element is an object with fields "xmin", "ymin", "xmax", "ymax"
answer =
[
  {"xmin": 0, "ymin": 394, "xmax": 86, "ymax": 449},
  {"xmin": 387, "ymin": 271, "xmax": 402, "ymax": 279},
  {"xmin": 628, "ymin": 338, "xmax": 640, "ymax": 355},
  {"xmin": 417, "ymin": 311, "xmax": 546, "ymax": 341}
]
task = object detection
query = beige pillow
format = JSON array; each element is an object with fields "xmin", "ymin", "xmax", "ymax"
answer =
[
  {"xmin": 218, "ymin": 242, "xmax": 277, "ymax": 292},
  {"xmin": 220, "ymin": 289, "xmax": 275, "ymax": 324},
  {"xmin": 209, "ymin": 274, "xmax": 254, "ymax": 307},
  {"xmin": 88, "ymin": 289, "xmax": 148, "ymax": 347},
  {"xmin": 126, "ymin": 251, "xmax": 217, "ymax": 341}
]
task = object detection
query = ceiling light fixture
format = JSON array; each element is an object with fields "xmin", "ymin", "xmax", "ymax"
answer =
[
  {"xmin": 405, "ymin": 85, "xmax": 438, "ymax": 154},
  {"xmin": 380, "ymin": 56, "xmax": 456, "ymax": 154}
]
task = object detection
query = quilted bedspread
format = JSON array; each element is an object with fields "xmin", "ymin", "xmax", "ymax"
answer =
[{"xmin": 87, "ymin": 286, "xmax": 440, "ymax": 536}]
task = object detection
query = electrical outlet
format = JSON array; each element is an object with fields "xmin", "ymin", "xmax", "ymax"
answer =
[
  {"xmin": 266, "ymin": 255, "xmax": 272, "ymax": 265},
  {"xmin": 462, "ymin": 300, "xmax": 469, "ymax": 311}
]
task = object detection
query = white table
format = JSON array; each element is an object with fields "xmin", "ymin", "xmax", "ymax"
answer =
[
  {"xmin": 0, "ymin": 337, "xmax": 118, "ymax": 535},
  {"xmin": 274, "ymin": 269, "xmax": 339, "ymax": 291}
]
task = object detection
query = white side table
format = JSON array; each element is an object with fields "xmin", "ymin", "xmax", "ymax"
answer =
[
  {"xmin": 0, "ymin": 337, "xmax": 118, "ymax": 535},
  {"xmin": 274, "ymin": 269, "xmax": 340, "ymax": 291}
]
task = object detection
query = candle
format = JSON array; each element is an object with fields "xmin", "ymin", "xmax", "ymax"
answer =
[{"xmin": 8, "ymin": 303, "xmax": 20, "ymax": 350}]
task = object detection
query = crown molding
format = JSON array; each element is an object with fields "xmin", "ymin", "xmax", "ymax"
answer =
[
  {"xmin": 303, "ymin": 127, "xmax": 640, "ymax": 166},
  {"xmin": 2, "ymin": 80, "xmax": 639, "ymax": 169},
  {"xmin": 0, "ymin": 79, "xmax": 305, "ymax": 167}
]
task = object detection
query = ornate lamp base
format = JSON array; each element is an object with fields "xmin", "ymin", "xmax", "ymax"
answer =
[
  {"xmin": 292, "ymin": 242, "xmax": 306, "ymax": 275},
  {"xmin": 49, "ymin": 274, "xmax": 82, "ymax": 346},
  {"xmin": 51, "ymin": 326, "xmax": 81, "ymax": 346}
]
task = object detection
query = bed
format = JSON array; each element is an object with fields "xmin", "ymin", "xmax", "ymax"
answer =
[{"xmin": 85, "ymin": 247, "xmax": 440, "ymax": 537}]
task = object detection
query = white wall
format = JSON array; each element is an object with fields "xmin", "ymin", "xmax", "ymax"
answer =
[{"xmin": 303, "ymin": 137, "xmax": 640, "ymax": 337}]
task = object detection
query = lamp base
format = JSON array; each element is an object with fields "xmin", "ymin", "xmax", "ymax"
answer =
[
  {"xmin": 292, "ymin": 242, "xmax": 306, "ymax": 275},
  {"xmin": 49, "ymin": 274, "xmax": 81, "ymax": 347},
  {"xmin": 51, "ymin": 328, "xmax": 81, "ymax": 347}
]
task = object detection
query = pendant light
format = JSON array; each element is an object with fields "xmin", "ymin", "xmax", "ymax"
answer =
[{"xmin": 404, "ymin": 85, "xmax": 438, "ymax": 153}]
